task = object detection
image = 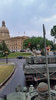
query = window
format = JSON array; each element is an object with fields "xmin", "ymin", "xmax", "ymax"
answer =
[
  {"xmin": 6, "ymin": 33, "xmax": 8, "ymax": 36},
  {"xmin": 2, "ymin": 33, "xmax": 4, "ymax": 36}
]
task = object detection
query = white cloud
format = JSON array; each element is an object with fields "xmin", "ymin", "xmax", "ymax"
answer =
[
  {"xmin": 0, "ymin": 0, "xmax": 56, "ymax": 41},
  {"xmin": 43, "ymin": 15, "xmax": 56, "ymax": 22},
  {"xmin": 0, "ymin": 0, "xmax": 13, "ymax": 5},
  {"xmin": 22, "ymin": 0, "xmax": 34, "ymax": 6}
]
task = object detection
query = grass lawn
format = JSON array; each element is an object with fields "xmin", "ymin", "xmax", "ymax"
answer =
[
  {"xmin": 0, "ymin": 62, "xmax": 5, "ymax": 64},
  {"xmin": 8, "ymin": 52, "xmax": 32, "ymax": 58},
  {"xmin": 0, "ymin": 65, "xmax": 14, "ymax": 84}
]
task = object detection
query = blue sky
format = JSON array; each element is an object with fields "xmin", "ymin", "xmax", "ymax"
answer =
[{"xmin": 0, "ymin": 0, "xmax": 56, "ymax": 40}]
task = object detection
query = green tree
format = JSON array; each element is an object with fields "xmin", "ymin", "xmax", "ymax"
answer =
[
  {"xmin": 51, "ymin": 26, "xmax": 56, "ymax": 42},
  {"xmin": 0, "ymin": 44, "xmax": 2, "ymax": 51},
  {"xmin": 1, "ymin": 40, "xmax": 10, "ymax": 54},
  {"xmin": 54, "ymin": 44, "xmax": 56, "ymax": 50},
  {"xmin": 23, "ymin": 36, "xmax": 52, "ymax": 50}
]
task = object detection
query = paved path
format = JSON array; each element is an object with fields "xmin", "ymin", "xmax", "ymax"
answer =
[{"xmin": 0, "ymin": 58, "xmax": 26, "ymax": 96}]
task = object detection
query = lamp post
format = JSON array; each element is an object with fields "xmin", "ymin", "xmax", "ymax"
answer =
[{"xmin": 5, "ymin": 51, "xmax": 8, "ymax": 64}]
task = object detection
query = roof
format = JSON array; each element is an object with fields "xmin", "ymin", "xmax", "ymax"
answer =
[{"xmin": 0, "ymin": 21, "xmax": 9, "ymax": 33}]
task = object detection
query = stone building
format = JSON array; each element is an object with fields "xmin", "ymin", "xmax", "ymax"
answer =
[{"xmin": 0, "ymin": 21, "xmax": 29, "ymax": 51}]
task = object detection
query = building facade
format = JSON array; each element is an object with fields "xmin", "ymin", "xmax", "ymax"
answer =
[{"xmin": 0, "ymin": 21, "xmax": 29, "ymax": 51}]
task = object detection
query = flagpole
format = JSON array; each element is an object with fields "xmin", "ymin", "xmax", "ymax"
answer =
[
  {"xmin": 43, "ymin": 24, "xmax": 51, "ymax": 100},
  {"xmin": 24, "ymin": 32, "xmax": 25, "ymax": 36}
]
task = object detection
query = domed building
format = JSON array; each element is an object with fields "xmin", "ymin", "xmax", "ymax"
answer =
[
  {"xmin": 0, "ymin": 21, "xmax": 10, "ymax": 40},
  {"xmin": 0, "ymin": 21, "xmax": 29, "ymax": 51}
]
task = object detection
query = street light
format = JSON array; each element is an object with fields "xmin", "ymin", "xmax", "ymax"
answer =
[{"xmin": 5, "ymin": 51, "xmax": 8, "ymax": 64}]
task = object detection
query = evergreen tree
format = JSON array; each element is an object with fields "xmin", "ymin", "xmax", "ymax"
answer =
[{"xmin": 1, "ymin": 40, "xmax": 10, "ymax": 54}]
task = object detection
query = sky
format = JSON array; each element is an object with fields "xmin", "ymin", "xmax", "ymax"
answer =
[{"xmin": 0, "ymin": 0, "xmax": 56, "ymax": 41}]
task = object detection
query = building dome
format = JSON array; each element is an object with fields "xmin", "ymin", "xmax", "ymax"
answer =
[
  {"xmin": 0, "ymin": 21, "xmax": 10, "ymax": 40},
  {"xmin": 0, "ymin": 21, "xmax": 9, "ymax": 33}
]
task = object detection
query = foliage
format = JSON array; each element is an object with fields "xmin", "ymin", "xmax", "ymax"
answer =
[
  {"xmin": 0, "ymin": 40, "xmax": 10, "ymax": 56},
  {"xmin": 0, "ymin": 44, "xmax": 2, "ymax": 50},
  {"xmin": 52, "ymin": 44, "xmax": 56, "ymax": 50},
  {"xmin": 51, "ymin": 26, "xmax": 56, "ymax": 38},
  {"xmin": 7, "ymin": 52, "xmax": 31, "ymax": 58},
  {"xmin": 1, "ymin": 40, "xmax": 9, "ymax": 52},
  {"xmin": 0, "ymin": 52, "xmax": 4, "ymax": 57},
  {"xmin": 23, "ymin": 36, "xmax": 53, "ymax": 50}
]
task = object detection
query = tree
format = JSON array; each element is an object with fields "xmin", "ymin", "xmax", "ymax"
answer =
[
  {"xmin": 23, "ymin": 36, "xmax": 52, "ymax": 50},
  {"xmin": 0, "ymin": 44, "xmax": 2, "ymax": 51},
  {"xmin": 1, "ymin": 40, "xmax": 10, "ymax": 54},
  {"xmin": 51, "ymin": 26, "xmax": 56, "ymax": 40},
  {"xmin": 0, "ymin": 41, "xmax": 10, "ymax": 57}
]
